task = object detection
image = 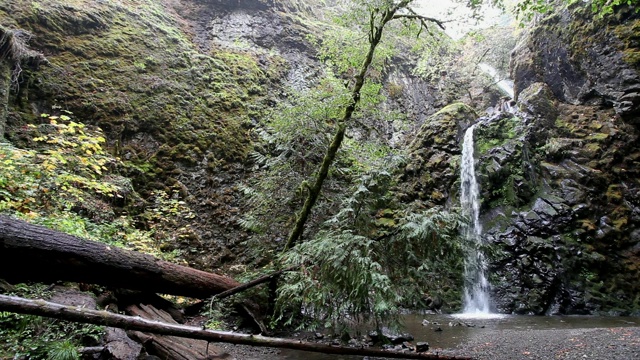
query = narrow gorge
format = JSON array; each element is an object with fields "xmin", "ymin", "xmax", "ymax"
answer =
[{"xmin": 1, "ymin": 0, "xmax": 639, "ymax": 359}]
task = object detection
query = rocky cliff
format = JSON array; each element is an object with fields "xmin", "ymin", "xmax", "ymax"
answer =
[
  {"xmin": 403, "ymin": 4, "xmax": 640, "ymax": 315},
  {"xmin": 491, "ymin": 4, "xmax": 640, "ymax": 315}
]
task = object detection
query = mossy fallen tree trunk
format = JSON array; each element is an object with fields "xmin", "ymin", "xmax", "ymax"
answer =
[
  {"xmin": 0, "ymin": 295, "xmax": 473, "ymax": 360},
  {"xmin": 0, "ymin": 215, "xmax": 240, "ymax": 298}
]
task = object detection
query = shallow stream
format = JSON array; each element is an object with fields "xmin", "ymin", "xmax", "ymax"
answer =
[{"xmin": 277, "ymin": 313, "xmax": 640, "ymax": 359}]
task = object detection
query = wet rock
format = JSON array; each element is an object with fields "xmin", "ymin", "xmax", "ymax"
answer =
[
  {"xmin": 401, "ymin": 103, "xmax": 477, "ymax": 206},
  {"xmin": 416, "ymin": 342, "xmax": 430, "ymax": 352},
  {"xmin": 517, "ymin": 82, "xmax": 558, "ymax": 124},
  {"xmin": 371, "ymin": 328, "xmax": 414, "ymax": 345},
  {"xmin": 532, "ymin": 198, "xmax": 558, "ymax": 219},
  {"xmin": 511, "ymin": 5, "xmax": 640, "ymax": 119}
]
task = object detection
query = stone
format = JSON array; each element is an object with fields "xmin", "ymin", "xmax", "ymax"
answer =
[
  {"xmin": 369, "ymin": 328, "xmax": 413, "ymax": 345},
  {"xmin": 105, "ymin": 328, "xmax": 142, "ymax": 360},
  {"xmin": 416, "ymin": 342, "xmax": 430, "ymax": 352},
  {"xmin": 532, "ymin": 198, "xmax": 558, "ymax": 219},
  {"xmin": 517, "ymin": 82, "xmax": 559, "ymax": 125}
]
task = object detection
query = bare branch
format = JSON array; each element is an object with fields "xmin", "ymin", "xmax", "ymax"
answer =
[{"xmin": 392, "ymin": 14, "xmax": 446, "ymax": 30}]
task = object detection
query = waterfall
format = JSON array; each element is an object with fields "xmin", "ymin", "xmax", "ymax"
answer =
[
  {"xmin": 458, "ymin": 125, "xmax": 493, "ymax": 316},
  {"xmin": 479, "ymin": 63, "xmax": 514, "ymax": 99}
]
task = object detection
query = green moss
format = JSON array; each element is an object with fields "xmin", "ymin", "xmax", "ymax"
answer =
[
  {"xmin": 0, "ymin": 0, "xmax": 288, "ymax": 197},
  {"xmin": 606, "ymin": 184, "xmax": 623, "ymax": 202},
  {"xmin": 587, "ymin": 132, "xmax": 609, "ymax": 141},
  {"xmin": 613, "ymin": 19, "xmax": 640, "ymax": 68},
  {"xmin": 475, "ymin": 116, "xmax": 520, "ymax": 155}
]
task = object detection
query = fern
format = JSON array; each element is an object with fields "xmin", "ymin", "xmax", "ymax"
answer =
[
  {"xmin": 274, "ymin": 205, "xmax": 465, "ymax": 331},
  {"xmin": 276, "ymin": 230, "xmax": 400, "ymax": 330},
  {"xmin": 237, "ymin": 214, "xmax": 265, "ymax": 234},
  {"xmin": 48, "ymin": 341, "xmax": 79, "ymax": 360}
]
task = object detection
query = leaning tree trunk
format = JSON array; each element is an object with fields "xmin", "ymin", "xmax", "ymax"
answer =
[
  {"xmin": 283, "ymin": 7, "xmax": 394, "ymax": 250},
  {"xmin": 0, "ymin": 59, "xmax": 10, "ymax": 139},
  {"xmin": 283, "ymin": 0, "xmax": 443, "ymax": 250},
  {"xmin": 0, "ymin": 215, "xmax": 240, "ymax": 298}
]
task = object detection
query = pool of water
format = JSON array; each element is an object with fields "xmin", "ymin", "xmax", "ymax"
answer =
[{"xmin": 277, "ymin": 313, "xmax": 640, "ymax": 359}]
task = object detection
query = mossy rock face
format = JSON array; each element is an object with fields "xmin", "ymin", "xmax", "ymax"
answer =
[
  {"xmin": 482, "ymin": 97, "xmax": 640, "ymax": 315},
  {"xmin": 517, "ymin": 82, "xmax": 558, "ymax": 125},
  {"xmin": 400, "ymin": 103, "xmax": 477, "ymax": 207},
  {"xmin": 510, "ymin": 3, "xmax": 640, "ymax": 120},
  {"xmin": 479, "ymin": 3, "xmax": 640, "ymax": 314},
  {"xmin": 475, "ymin": 112, "xmax": 537, "ymax": 211},
  {"xmin": 0, "ymin": 0, "xmax": 310, "ymax": 270}
]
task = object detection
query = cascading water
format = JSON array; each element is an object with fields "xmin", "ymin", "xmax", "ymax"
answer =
[
  {"xmin": 479, "ymin": 63, "xmax": 514, "ymax": 99},
  {"xmin": 457, "ymin": 124, "xmax": 494, "ymax": 317}
]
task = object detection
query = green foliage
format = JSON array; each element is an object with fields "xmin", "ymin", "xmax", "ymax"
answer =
[
  {"xmin": 0, "ymin": 285, "xmax": 103, "ymax": 359},
  {"xmin": 382, "ymin": 208, "xmax": 465, "ymax": 306},
  {"xmin": 0, "ymin": 112, "xmax": 123, "ymax": 218},
  {"xmin": 0, "ymin": 111, "xmax": 191, "ymax": 262},
  {"xmin": 309, "ymin": 25, "xmax": 393, "ymax": 79},
  {"xmin": 240, "ymin": 77, "xmax": 348, "ymax": 235},
  {"xmin": 324, "ymin": 168, "xmax": 396, "ymax": 234},
  {"xmin": 240, "ymin": 68, "xmax": 399, "ymax": 251},
  {"xmin": 275, "ymin": 206, "xmax": 463, "ymax": 330},
  {"xmin": 48, "ymin": 341, "xmax": 80, "ymax": 360},
  {"xmin": 202, "ymin": 303, "xmax": 228, "ymax": 331},
  {"xmin": 511, "ymin": 0, "xmax": 639, "ymax": 21},
  {"xmin": 276, "ymin": 230, "xmax": 400, "ymax": 330}
]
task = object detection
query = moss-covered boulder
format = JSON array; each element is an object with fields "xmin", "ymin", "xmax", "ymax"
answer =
[{"xmin": 401, "ymin": 103, "xmax": 477, "ymax": 207}]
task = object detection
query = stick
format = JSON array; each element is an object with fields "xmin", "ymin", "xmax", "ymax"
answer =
[
  {"xmin": 211, "ymin": 266, "xmax": 296, "ymax": 301},
  {"xmin": 0, "ymin": 295, "xmax": 472, "ymax": 360}
]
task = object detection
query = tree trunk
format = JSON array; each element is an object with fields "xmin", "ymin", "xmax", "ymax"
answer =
[
  {"xmin": 0, "ymin": 215, "xmax": 240, "ymax": 298},
  {"xmin": 284, "ymin": 4, "xmax": 404, "ymax": 250},
  {"xmin": 0, "ymin": 295, "xmax": 473, "ymax": 360},
  {"xmin": 0, "ymin": 60, "xmax": 10, "ymax": 139},
  {"xmin": 126, "ymin": 304, "xmax": 230, "ymax": 360},
  {"xmin": 211, "ymin": 266, "xmax": 294, "ymax": 300}
]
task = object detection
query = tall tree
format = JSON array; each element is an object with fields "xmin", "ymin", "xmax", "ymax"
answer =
[{"xmin": 284, "ymin": 0, "xmax": 445, "ymax": 250}]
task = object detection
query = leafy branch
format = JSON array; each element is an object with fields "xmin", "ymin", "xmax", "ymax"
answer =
[{"xmin": 285, "ymin": 0, "xmax": 449, "ymax": 250}]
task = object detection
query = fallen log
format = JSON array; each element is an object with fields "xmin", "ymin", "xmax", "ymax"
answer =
[
  {"xmin": 0, "ymin": 215, "xmax": 240, "ymax": 298},
  {"xmin": 0, "ymin": 295, "xmax": 473, "ymax": 360},
  {"xmin": 126, "ymin": 304, "xmax": 230, "ymax": 360}
]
